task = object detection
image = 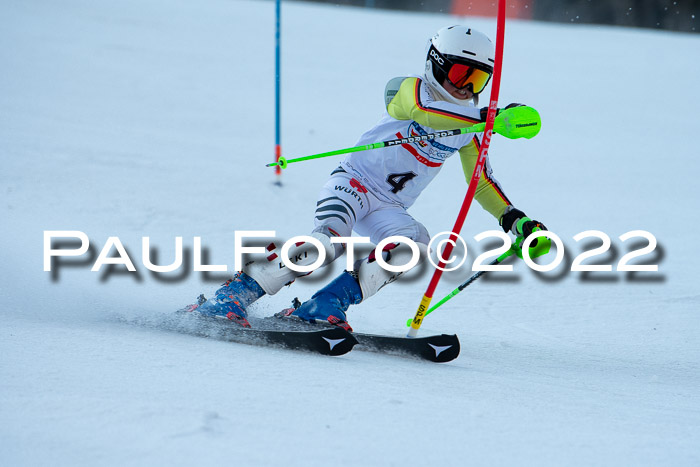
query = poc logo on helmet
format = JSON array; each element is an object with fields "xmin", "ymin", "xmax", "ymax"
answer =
[{"xmin": 430, "ymin": 49, "xmax": 444, "ymax": 66}]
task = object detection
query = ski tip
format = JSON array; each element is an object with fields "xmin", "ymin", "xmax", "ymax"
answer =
[
  {"xmin": 425, "ymin": 334, "xmax": 461, "ymax": 363},
  {"xmin": 319, "ymin": 327, "xmax": 358, "ymax": 356}
]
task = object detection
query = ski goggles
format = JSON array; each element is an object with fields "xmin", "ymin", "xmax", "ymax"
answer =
[
  {"xmin": 445, "ymin": 62, "xmax": 492, "ymax": 94},
  {"xmin": 429, "ymin": 45, "xmax": 493, "ymax": 94}
]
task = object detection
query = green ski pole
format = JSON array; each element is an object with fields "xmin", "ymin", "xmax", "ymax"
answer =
[
  {"xmin": 405, "ymin": 228, "xmax": 551, "ymax": 327},
  {"xmin": 267, "ymin": 106, "xmax": 540, "ymax": 169},
  {"xmin": 404, "ymin": 246, "xmax": 516, "ymax": 327},
  {"xmin": 267, "ymin": 127, "xmax": 472, "ymax": 169}
]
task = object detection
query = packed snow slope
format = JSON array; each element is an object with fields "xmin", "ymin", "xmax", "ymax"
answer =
[{"xmin": 1, "ymin": 0, "xmax": 699, "ymax": 465}]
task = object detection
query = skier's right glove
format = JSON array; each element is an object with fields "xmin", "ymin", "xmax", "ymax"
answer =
[
  {"xmin": 500, "ymin": 207, "xmax": 547, "ymax": 238},
  {"xmin": 480, "ymin": 103, "xmax": 525, "ymax": 122}
]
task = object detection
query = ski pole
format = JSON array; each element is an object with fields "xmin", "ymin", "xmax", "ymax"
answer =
[
  {"xmin": 405, "ymin": 247, "xmax": 516, "ymax": 327},
  {"xmin": 266, "ymin": 106, "xmax": 540, "ymax": 169},
  {"xmin": 405, "ymin": 229, "xmax": 552, "ymax": 327}
]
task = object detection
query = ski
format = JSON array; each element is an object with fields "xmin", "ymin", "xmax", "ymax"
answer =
[
  {"xmin": 172, "ymin": 306, "xmax": 457, "ymax": 361},
  {"xmin": 160, "ymin": 312, "xmax": 358, "ymax": 356},
  {"xmin": 353, "ymin": 332, "xmax": 460, "ymax": 363},
  {"xmin": 210, "ymin": 325, "xmax": 358, "ymax": 356},
  {"xmin": 252, "ymin": 315, "xmax": 460, "ymax": 362}
]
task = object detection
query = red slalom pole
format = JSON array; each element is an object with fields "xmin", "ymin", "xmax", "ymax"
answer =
[
  {"xmin": 275, "ymin": 143, "xmax": 282, "ymax": 178},
  {"xmin": 407, "ymin": 0, "xmax": 507, "ymax": 337}
]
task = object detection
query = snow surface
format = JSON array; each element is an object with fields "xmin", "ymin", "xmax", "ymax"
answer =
[{"xmin": 2, "ymin": 0, "xmax": 700, "ymax": 465}]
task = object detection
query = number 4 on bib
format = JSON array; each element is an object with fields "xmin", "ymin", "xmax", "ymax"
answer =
[{"xmin": 387, "ymin": 172, "xmax": 417, "ymax": 193}]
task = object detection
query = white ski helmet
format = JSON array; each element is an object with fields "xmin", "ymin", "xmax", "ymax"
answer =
[{"xmin": 424, "ymin": 25, "xmax": 495, "ymax": 106}]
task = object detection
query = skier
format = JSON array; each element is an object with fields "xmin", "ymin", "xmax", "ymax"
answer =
[{"xmin": 190, "ymin": 25, "xmax": 546, "ymax": 329}]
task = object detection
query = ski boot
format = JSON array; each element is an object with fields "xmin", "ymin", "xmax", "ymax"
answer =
[
  {"xmin": 190, "ymin": 272, "xmax": 266, "ymax": 327},
  {"xmin": 276, "ymin": 271, "xmax": 362, "ymax": 331}
]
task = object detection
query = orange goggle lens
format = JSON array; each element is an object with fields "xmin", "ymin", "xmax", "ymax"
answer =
[{"xmin": 446, "ymin": 63, "xmax": 492, "ymax": 93}]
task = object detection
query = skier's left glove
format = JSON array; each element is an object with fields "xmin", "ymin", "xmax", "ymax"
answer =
[{"xmin": 500, "ymin": 207, "xmax": 547, "ymax": 238}]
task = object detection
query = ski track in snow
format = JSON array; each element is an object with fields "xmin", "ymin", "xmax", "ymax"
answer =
[{"xmin": 1, "ymin": 0, "xmax": 699, "ymax": 465}]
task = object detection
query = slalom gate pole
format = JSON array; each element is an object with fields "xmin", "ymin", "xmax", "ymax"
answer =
[
  {"xmin": 407, "ymin": 0, "xmax": 507, "ymax": 338},
  {"xmin": 274, "ymin": 0, "xmax": 282, "ymax": 183},
  {"xmin": 266, "ymin": 106, "xmax": 540, "ymax": 169}
]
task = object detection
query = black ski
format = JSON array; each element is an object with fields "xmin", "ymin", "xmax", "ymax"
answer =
[
  {"xmin": 352, "ymin": 332, "xmax": 460, "ymax": 363},
  {"xmin": 253, "ymin": 315, "xmax": 460, "ymax": 362},
  {"xmin": 211, "ymin": 325, "xmax": 358, "ymax": 356},
  {"xmin": 152, "ymin": 312, "xmax": 358, "ymax": 356},
  {"xmin": 170, "ymin": 302, "xmax": 457, "ymax": 361}
]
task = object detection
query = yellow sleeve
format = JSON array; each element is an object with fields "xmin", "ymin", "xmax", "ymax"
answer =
[
  {"xmin": 458, "ymin": 140, "xmax": 512, "ymax": 220},
  {"xmin": 387, "ymin": 77, "xmax": 482, "ymax": 130}
]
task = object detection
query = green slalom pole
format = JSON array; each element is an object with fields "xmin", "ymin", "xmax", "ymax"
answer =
[
  {"xmin": 267, "ymin": 106, "xmax": 541, "ymax": 169},
  {"xmin": 405, "ymin": 229, "xmax": 552, "ymax": 327}
]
